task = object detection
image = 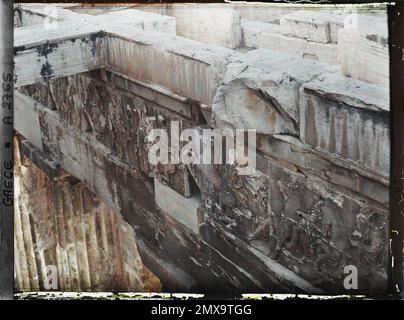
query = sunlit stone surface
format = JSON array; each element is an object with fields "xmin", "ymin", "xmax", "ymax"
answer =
[{"xmin": 13, "ymin": 4, "xmax": 391, "ymax": 294}]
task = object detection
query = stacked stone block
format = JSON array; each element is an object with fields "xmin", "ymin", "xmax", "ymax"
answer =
[
  {"xmin": 14, "ymin": 138, "xmax": 161, "ymax": 291},
  {"xmin": 241, "ymin": 9, "xmax": 389, "ymax": 87},
  {"xmin": 13, "ymin": 5, "xmax": 391, "ymax": 294}
]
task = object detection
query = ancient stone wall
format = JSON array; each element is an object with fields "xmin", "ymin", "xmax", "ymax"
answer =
[
  {"xmin": 14, "ymin": 137, "xmax": 161, "ymax": 292},
  {"xmin": 93, "ymin": 3, "xmax": 389, "ymax": 86},
  {"xmin": 13, "ymin": 4, "xmax": 391, "ymax": 294}
]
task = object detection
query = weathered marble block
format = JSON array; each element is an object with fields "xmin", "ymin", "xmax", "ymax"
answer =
[
  {"xmin": 242, "ymin": 19, "xmax": 338, "ymax": 65},
  {"xmin": 17, "ymin": 6, "xmax": 176, "ymax": 33},
  {"xmin": 100, "ymin": 69, "xmax": 195, "ymax": 119},
  {"xmin": 257, "ymin": 134, "xmax": 389, "ymax": 207},
  {"xmin": 100, "ymin": 10, "xmax": 176, "ymax": 34},
  {"xmin": 155, "ymin": 179, "xmax": 202, "ymax": 234},
  {"xmin": 337, "ymin": 15, "xmax": 389, "ymax": 87},
  {"xmin": 14, "ymin": 31, "xmax": 104, "ymax": 87},
  {"xmin": 14, "ymin": 8, "xmax": 178, "ymax": 87},
  {"xmin": 17, "ymin": 5, "xmax": 94, "ymax": 27},
  {"xmin": 280, "ymin": 10, "xmax": 345, "ymax": 44},
  {"xmin": 189, "ymin": 155, "xmax": 388, "ymax": 293},
  {"xmin": 300, "ymin": 73, "xmax": 390, "ymax": 176},
  {"xmin": 212, "ymin": 49, "xmax": 336, "ymax": 134},
  {"xmin": 265, "ymin": 159, "xmax": 388, "ymax": 293},
  {"xmin": 104, "ymin": 27, "xmax": 237, "ymax": 106},
  {"xmin": 14, "ymin": 91, "xmax": 43, "ymax": 150},
  {"xmin": 172, "ymin": 7, "xmax": 242, "ymax": 49}
]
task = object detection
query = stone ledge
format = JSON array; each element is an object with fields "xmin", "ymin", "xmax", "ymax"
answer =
[
  {"xmin": 213, "ymin": 49, "xmax": 337, "ymax": 134},
  {"xmin": 280, "ymin": 10, "xmax": 346, "ymax": 44},
  {"xmin": 300, "ymin": 73, "xmax": 390, "ymax": 175},
  {"xmin": 302, "ymin": 72, "xmax": 389, "ymax": 112},
  {"xmin": 155, "ymin": 179, "xmax": 201, "ymax": 235},
  {"xmin": 257, "ymin": 134, "xmax": 389, "ymax": 207}
]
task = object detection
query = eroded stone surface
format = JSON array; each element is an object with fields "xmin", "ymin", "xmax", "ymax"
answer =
[
  {"xmin": 280, "ymin": 10, "xmax": 346, "ymax": 44},
  {"xmin": 337, "ymin": 15, "xmax": 389, "ymax": 87},
  {"xmin": 242, "ymin": 19, "xmax": 339, "ymax": 65},
  {"xmin": 13, "ymin": 6, "xmax": 392, "ymax": 295},
  {"xmin": 300, "ymin": 73, "xmax": 390, "ymax": 176},
  {"xmin": 17, "ymin": 76, "xmax": 321, "ymax": 294},
  {"xmin": 171, "ymin": 7, "xmax": 242, "ymax": 49},
  {"xmin": 188, "ymin": 159, "xmax": 388, "ymax": 293},
  {"xmin": 14, "ymin": 140, "xmax": 161, "ymax": 292},
  {"xmin": 241, "ymin": 11, "xmax": 389, "ymax": 86},
  {"xmin": 212, "ymin": 49, "xmax": 337, "ymax": 133}
]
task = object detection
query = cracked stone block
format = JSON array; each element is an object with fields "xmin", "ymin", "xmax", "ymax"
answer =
[
  {"xmin": 265, "ymin": 159, "xmax": 389, "ymax": 293},
  {"xmin": 234, "ymin": 6, "xmax": 297, "ymax": 22},
  {"xmin": 257, "ymin": 135, "xmax": 389, "ymax": 207},
  {"xmin": 15, "ymin": 30, "xmax": 104, "ymax": 87},
  {"xmin": 189, "ymin": 153, "xmax": 388, "ymax": 293},
  {"xmin": 242, "ymin": 19, "xmax": 338, "ymax": 65},
  {"xmin": 280, "ymin": 10, "xmax": 345, "ymax": 44},
  {"xmin": 100, "ymin": 69, "xmax": 194, "ymax": 119},
  {"xmin": 337, "ymin": 15, "xmax": 388, "ymax": 86},
  {"xmin": 101, "ymin": 9, "xmax": 176, "ymax": 34},
  {"xmin": 155, "ymin": 179, "xmax": 201, "ymax": 234},
  {"xmin": 104, "ymin": 28, "xmax": 237, "ymax": 106},
  {"xmin": 212, "ymin": 49, "xmax": 336, "ymax": 134},
  {"xmin": 18, "ymin": 6, "xmax": 175, "ymax": 33},
  {"xmin": 14, "ymin": 91, "xmax": 43, "ymax": 150},
  {"xmin": 14, "ymin": 147, "xmax": 160, "ymax": 291},
  {"xmin": 13, "ymin": 5, "xmax": 392, "ymax": 294},
  {"xmin": 300, "ymin": 73, "xmax": 390, "ymax": 176},
  {"xmin": 19, "ymin": 140, "xmax": 61, "ymax": 179},
  {"xmin": 14, "ymin": 8, "xmax": 177, "ymax": 87},
  {"xmin": 21, "ymin": 72, "xmax": 196, "ymax": 198},
  {"xmin": 172, "ymin": 7, "xmax": 242, "ymax": 49}
]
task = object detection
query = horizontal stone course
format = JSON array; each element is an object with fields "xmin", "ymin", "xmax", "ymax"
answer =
[
  {"xmin": 280, "ymin": 10, "xmax": 346, "ymax": 44},
  {"xmin": 242, "ymin": 19, "xmax": 339, "ymax": 65},
  {"xmin": 15, "ymin": 16, "xmax": 237, "ymax": 106},
  {"xmin": 189, "ymin": 156, "xmax": 388, "ymax": 293},
  {"xmin": 104, "ymin": 27, "xmax": 237, "ymax": 106},
  {"xmin": 264, "ymin": 159, "xmax": 388, "ymax": 293},
  {"xmin": 17, "ymin": 92, "xmax": 309, "ymax": 293},
  {"xmin": 242, "ymin": 12, "xmax": 389, "ymax": 86},
  {"xmin": 257, "ymin": 135, "xmax": 389, "ymax": 207},
  {"xmin": 300, "ymin": 73, "xmax": 390, "ymax": 176},
  {"xmin": 15, "ymin": 33, "xmax": 104, "ymax": 87},
  {"xmin": 170, "ymin": 7, "xmax": 242, "ymax": 49},
  {"xmin": 213, "ymin": 49, "xmax": 337, "ymax": 135},
  {"xmin": 337, "ymin": 15, "xmax": 389, "ymax": 87},
  {"xmin": 155, "ymin": 179, "xmax": 201, "ymax": 234},
  {"xmin": 101, "ymin": 10, "xmax": 176, "ymax": 34}
]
